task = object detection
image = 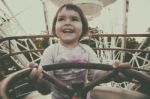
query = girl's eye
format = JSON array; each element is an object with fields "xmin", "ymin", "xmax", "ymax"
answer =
[
  {"xmin": 57, "ymin": 17, "xmax": 64, "ymax": 21},
  {"xmin": 72, "ymin": 17, "xmax": 80, "ymax": 21}
]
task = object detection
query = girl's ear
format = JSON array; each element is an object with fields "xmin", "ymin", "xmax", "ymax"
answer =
[
  {"xmin": 52, "ymin": 31, "xmax": 58, "ymax": 37},
  {"xmin": 52, "ymin": 32, "xmax": 55, "ymax": 36},
  {"xmin": 55, "ymin": 32, "xmax": 59, "ymax": 37}
]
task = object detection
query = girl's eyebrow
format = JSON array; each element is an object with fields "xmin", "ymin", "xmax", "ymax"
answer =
[
  {"xmin": 57, "ymin": 15, "xmax": 81, "ymax": 20},
  {"xmin": 57, "ymin": 13, "xmax": 66, "ymax": 17},
  {"xmin": 71, "ymin": 15, "xmax": 80, "ymax": 18}
]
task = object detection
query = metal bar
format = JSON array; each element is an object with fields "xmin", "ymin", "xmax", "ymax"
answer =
[
  {"xmin": 41, "ymin": 0, "xmax": 50, "ymax": 34},
  {"xmin": 1, "ymin": 0, "xmax": 26, "ymax": 33},
  {"xmin": 90, "ymin": 33, "xmax": 150, "ymax": 37},
  {"xmin": 0, "ymin": 49, "xmax": 43, "ymax": 59},
  {"xmin": 93, "ymin": 48, "xmax": 150, "ymax": 53},
  {"xmin": 8, "ymin": 39, "xmax": 11, "ymax": 54},
  {"xmin": 0, "ymin": 34, "xmax": 149, "ymax": 43}
]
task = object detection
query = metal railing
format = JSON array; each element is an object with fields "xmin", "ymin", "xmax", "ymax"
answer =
[{"xmin": 0, "ymin": 33, "xmax": 149, "ymax": 60}]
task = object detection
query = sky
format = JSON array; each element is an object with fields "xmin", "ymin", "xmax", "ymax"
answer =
[
  {"xmin": 127, "ymin": 0, "xmax": 150, "ymax": 33},
  {"xmin": 0, "ymin": 0, "xmax": 150, "ymax": 36}
]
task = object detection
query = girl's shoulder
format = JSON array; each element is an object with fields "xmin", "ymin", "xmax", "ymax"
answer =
[
  {"xmin": 44, "ymin": 43, "xmax": 59, "ymax": 52},
  {"xmin": 79, "ymin": 43, "xmax": 93, "ymax": 50}
]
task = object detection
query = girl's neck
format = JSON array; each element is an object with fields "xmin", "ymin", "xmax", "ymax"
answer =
[{"xmin": 59, "ymin": 41, "xmax": 79, "ymax": 49}]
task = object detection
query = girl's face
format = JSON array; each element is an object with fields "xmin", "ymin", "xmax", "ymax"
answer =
[{"xmin": 55, "ymin": 7, "xmax": 82, "ymax": 45}]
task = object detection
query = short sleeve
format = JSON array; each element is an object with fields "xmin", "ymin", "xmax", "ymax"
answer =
[
  {"xmin": 40, "ymin": 45, "xmax": 55, "ymax": 75},
  {"xmin": 81, "ymin": 44, "xmax": 100, "ymax": 80},
  {"xmin": 40, "ymin": 46, "xmax": 54, "ymax": 66},
  {"xmin": 83, "ymin": 44, "xmax": 99, "ymax": 63}
]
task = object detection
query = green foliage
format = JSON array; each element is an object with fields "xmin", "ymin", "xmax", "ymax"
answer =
[
  {"xmin": 41, "ymin": 38, "xmax": 49, "ymax": 49},
  {"xmin": 126, "ymin": 38, "xmax": 139, "ymax": 49},
  {"xmin": 124, "ymin": 38, "xmax": 139, "ymax": 62}
]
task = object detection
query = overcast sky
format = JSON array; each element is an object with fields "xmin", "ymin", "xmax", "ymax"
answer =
[{"xmin": 1, "ymin": 0, "xmax": 150, "ymax": 35}]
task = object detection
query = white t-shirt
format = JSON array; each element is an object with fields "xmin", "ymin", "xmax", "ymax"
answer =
[{"xmin": 40, "ymin": 43, "xmax": 99, "ymax": 99}]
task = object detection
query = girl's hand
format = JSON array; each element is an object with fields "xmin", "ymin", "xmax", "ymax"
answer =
[
  {"xmin": 28, "ymin": 62, "xmax": 43, "ymax": 76},
  {"xmin": 112, "ymin": 60, "xmax": 131, "ymax": 82},
  {"xmin": 28, "ymin": 62, "xmax": 51, "ymax": 95},
  {"xmin": 112, "ymin": 60, "xmax": 130, "ymax": 68},
  {"xmin": 28, "ymin": 62, "xmax": 43, "ymax": 83}
]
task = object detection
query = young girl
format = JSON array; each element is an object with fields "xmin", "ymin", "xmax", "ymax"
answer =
[{"xmin": 29, "ymin": 3, "xmax": 128, "ymax": 99}]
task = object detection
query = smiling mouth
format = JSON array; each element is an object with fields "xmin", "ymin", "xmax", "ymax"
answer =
[{"xmin": 62, "ymin": 29, "xmax": 74, "ymax": 33}]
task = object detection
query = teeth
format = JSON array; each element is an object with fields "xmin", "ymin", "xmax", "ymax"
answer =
[
  {"xmin": 64, "ymin": 29, "xmax": 71, "ymax": 32},
  {"xmin": 63, "ymin": 29, "xmax": 73, "ymax": 33}
]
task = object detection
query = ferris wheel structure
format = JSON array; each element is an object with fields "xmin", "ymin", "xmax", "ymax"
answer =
[{"xmin": 0, "ymin": 0, "xmax": 149, "ymax": 90}]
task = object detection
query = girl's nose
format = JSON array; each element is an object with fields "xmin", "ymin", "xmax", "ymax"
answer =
[{"xmin": 64, "ymin": 19, "xmax": 71, "ymax": 25}]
